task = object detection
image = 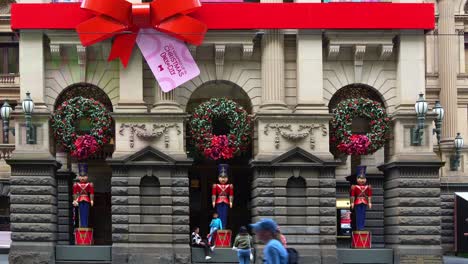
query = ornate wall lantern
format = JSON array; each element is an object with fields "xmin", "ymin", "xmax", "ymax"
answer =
[
  {"xmin": 21, "ymin": 92, "xmax": 35, "ymax": 144},
  {"xmin": 432, "ymin": 100, "xmax": 444, "ymax": 145},
  {"xmin": 411, "ymin": 93, "xmax": 428, "ymax": 146},
  {"xmin": 0, "ymin": 101, "xmax": 12, "ymax": 144},
  {"xmin": 450, "ymin": 133, "xmax": 464, "ymax": 171}
]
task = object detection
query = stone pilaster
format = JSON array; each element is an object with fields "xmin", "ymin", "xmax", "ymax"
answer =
[
  {"xmin": 19, "ymin": 31, "xmax": 48, "ymax": 112},
  {"xmin": 56, "ymin": 171, "xmax": 73, "ymax": 245},
  {"xmin": 151, "ymin": 86, "xmax": 183, "ymax": 112},
  {"xmin": 295, "ymin": 30, "xmax": 326, "ymax": 113},
  {"xmin": 438, "ymin": 0, "xmax": 458, "ymax": 141},
  {"xmin": 7, "ymin": 156, "xmax": 61, "ymax": 264},
  {"xmin": 259, "ymin": 29, "xmax": 288, "ymax": 112},
  {"xmin": 379, "ymin": 162, "xmax": 443, "ymax": 264},
  {"xmin": 396, "ymin": 31, "xmax": 426, "ymax": 112},
  {"xmin": 115, "ymin": 48, "xmax": 147, "ymax": 113}
]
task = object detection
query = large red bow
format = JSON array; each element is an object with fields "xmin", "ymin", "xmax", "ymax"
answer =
[{"xmin": 76, "ymin": 0, "xmax": 207, "ymax": 67}]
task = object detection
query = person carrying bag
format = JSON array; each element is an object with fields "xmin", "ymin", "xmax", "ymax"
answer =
[{"xmin": 232, "ymin": 226, "xmax": 254, "ymax": 264}]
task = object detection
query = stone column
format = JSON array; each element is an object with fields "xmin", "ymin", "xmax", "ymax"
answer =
[
  {"xmin": 259, "ymin": 0, "xmax": 287, "ymax": 111},
  {"xmin": 7, "ymin": 157, "xmax": 60, "ymax": 264},
  {"xmin": 438, "ymin": 0, "xmax": 458, "ymax": 141},
  {"xmin": 295, "ymin": 31, "xmax": 326, "ymax": 113},
  {"xmin": 115, "ymin": 48, "xmax": 147, "ymax": 113},
  {"xmin": 396, "ymin": 31, "xmax": 425, "ymax": 111},
  {"xmin": 259, "ymin": 29, "xmax": 288, "ymax": 111},
  {"xmin": 294, "ymin": 0, "xmax": 324, "ymax": 113},
  {"xmin": 151, "ymin": 86, "xmax": 183, "ymax": 112},
  {"xmin": 379, "ymin": 162, "xmax": 443, "ymax": 263},
  {"xmin": 19, "ymin": 31, "xmax": 47, "ymax": 112}
]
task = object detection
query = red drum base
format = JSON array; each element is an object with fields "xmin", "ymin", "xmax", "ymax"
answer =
[
  {"xmin": 75, "ymin": 228, "xmax": 93, "ymax": 245},
  {"xmin": 352, "ymin": 231, "xmax": 371, "ymax": 249},
  {"xmin": 215, "ymin": 230, "xmax": 232, "ymax": 248}
]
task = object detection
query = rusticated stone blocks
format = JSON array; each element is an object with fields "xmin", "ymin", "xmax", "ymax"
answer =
[{"xmin": 380, "ymin": 162, "xmax": 443, "ymax": 264}]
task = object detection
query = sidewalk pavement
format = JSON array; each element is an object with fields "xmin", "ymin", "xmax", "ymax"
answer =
[{"xmin": 445, "ymin": 256, "xmax": 468, "ymax": 264}]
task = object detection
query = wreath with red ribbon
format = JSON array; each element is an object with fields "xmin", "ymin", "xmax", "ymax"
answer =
[
  {"xmin": 330, "ymin": 98, "xmax": 390, "ymax": 156},
  {"xmin": 189, "ymin": 98, "xmax": 251, "ymax": 160},
  {"xmin": 51, "ymin": 97, "xmax": 113, "ymax": 160}
]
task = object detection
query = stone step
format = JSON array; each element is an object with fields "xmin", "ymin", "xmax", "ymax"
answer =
[
  {"xmin": 55, "ymin": 260, "xmax": 112, "ymax": 264},
  {"xmin": 192, "ymin": 247, "xmax": 240, "ymax": 263}
]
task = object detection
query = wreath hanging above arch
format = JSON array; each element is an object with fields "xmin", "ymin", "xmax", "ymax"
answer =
[
  {"xmin": 189, "ymin": 98, "xmax": 252, "ymax": 160},
  {"xmin": 51, "ymin": 96, "xmax": 113, "ymax": 160},
  {"xmin": 330, "ymin": 98, "xmax": 390, "ymax": 156}
]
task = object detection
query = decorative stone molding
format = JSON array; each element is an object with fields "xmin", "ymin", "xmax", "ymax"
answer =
[
  {"xmin": 215, "ymin": 44, "xmax": 225, "ymax": 80},
  {"xmin": 76, "ymin": 45, "xmax": 87, "ymax": 82},
  {"xmin": 119, "ymin": 123, "xmax": 181, "ymax": 148},
  {"xmin": 379, "ymin": 44, "xmax": 393, "ymax": 60},
  {"xmin": 327, "ymin": 44, "xmax": 340, "ymax": 59},
  {"xmin": 264, "ymin": 123, "xmax": 327, "ymax": 149},
  {"xmin": 354, "ymin": 45, "xmax": 366, "ymax": 83},
  {"xmin": 49, "ymin": 44, "xmax": 61, "ymax": 62},
  {"xmin": 0, "ymin": 144, "xmax": 14, "ymax": 160},
  {"xmin": 242, "ymin": 43, "xmax": 254, "ymax": 59}
]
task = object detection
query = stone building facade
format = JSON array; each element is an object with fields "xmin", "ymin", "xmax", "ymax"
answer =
[{"xmin": 1, "ymin": 0, "xmax": 468, "ymax": 263}]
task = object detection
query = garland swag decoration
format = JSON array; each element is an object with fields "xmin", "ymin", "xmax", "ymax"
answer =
[
  {"xmin": 51, "ymin": 97, "xmax": 113, "ymax": 160},
  {"xmin": 189, "ymin": 98, "xmax": 252, "ymax": 160},
  {"xmin": 330, "ymin": 98, "xmax": 390, "ymax": 156}
]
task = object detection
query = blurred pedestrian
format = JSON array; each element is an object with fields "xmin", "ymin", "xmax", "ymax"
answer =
[{"xmin": 250, "ymin": 219, "xmax": 288, "ymax": 264}]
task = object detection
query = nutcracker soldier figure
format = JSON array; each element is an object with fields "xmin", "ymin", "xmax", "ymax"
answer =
[
  {"xmin": 350, "ymin": 165, "xmax": 372, "ymax": 230},
  {"xmin": 73, "ymin": 163, "xmax": 95, "ymax": 245},
  {"xmin": 212, "ymin": 164, "xmax": 234, "ymax": 229},
  {"xmin": 350, "ymin": 165, "xmax": 373, "ymax": 248}
]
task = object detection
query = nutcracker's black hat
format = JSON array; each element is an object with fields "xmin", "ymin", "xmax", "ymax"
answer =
[
  {"xmin": 218, "ymin": 164, "xmax": 229, "ymax": 177},
  {"xmin": 356, "ymin": 165, "xmax": 366, "ymax": 179},
  {"xmin": 78, "ymin": 163, "xmax": 88, "ymax": 176}
]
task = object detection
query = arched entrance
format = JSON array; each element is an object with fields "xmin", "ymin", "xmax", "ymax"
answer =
[
  {"xmin": 186, "ymin": 81, "xmax": 253, "ymax": 242},
  {"xmin": 328, "ymin": 83, "xmax": 387, "ymax": 249},
  {"xmin": 53, "ymin": 83, "xmax": 114, "ymax": 245}
]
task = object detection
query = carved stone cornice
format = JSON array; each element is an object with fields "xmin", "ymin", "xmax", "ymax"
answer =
[
  {"xmin": 379, "ymin": 44, "xmax": 394, "ymax": 60},
  {"xmin": 49, "ymin": 44, "xmax": 61, "ymax": 62},
  {"xmin": 354, "ymin": 45, "xmax": 366, "ymax": 83},
  {"xmin": 242, "ymin": 43, "xmax": 254, "ymax": 59},
  {"xmin": 76, "ymin": 45, "xmax": 87, "ymax": 82},
  {"xmin": 263, "ymin": 123, "xmax": 327, "ymax": 150},
  {"xmin": 214, "ymin": 44, "xmax": 225, "ymax": 80},
  {"xmin": 327, "ymin": 44, "xmax": 340, "ymax": 60},
  {"xmin": 119, "ymin": 123, "xmax": 181, "ymax": 148}
]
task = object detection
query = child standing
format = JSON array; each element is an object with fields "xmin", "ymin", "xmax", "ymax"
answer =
[{"xmin": 207, "ymin": 212, "xmax": 223, "ymax": 249}]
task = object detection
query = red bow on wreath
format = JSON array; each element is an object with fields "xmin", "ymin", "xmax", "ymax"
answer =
[{"xmin": 76, "ymin": 0, "xmax": 207, "ymax": 66}]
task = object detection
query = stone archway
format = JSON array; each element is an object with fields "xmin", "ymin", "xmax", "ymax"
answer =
[
  {"xmin": 52, "ymin": 82, "xmax": 115, "ymax": 245},
  {"xmin": 186, "ymin": 81, "xmax": 253, "ymax": 251},
  {"xmin": 328, "ymin": 84, "xmax": 387, "ymax": 248},
  {"xmin": 54, "ymin": 82, "xmax": 113, "ymax": 112}
]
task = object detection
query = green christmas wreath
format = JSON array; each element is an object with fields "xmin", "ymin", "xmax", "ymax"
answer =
[
  {"xmin": 189, "ymin": 98, "xmax": 252, "ymax": 160},
  {"xmin": 51, "ymin": 97, "xmax": 113, "ymax": 160},
  {"xmin": 330, "ymin": 98, "xmax": 390, "ymax": 155}
]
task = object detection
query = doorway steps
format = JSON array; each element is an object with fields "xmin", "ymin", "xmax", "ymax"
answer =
[
  {"xmin": 57, "ymin": 262, "xmax": 111, "ymax": 264},
  {"xmin": 337, "ymin": 248, "xmax": 393, "ymax": 264},
  {"xmin": 192, "ymin": 248, "xmax": 239, "ymax": 263},
  {"xmin": 56, "ymin": 245, "xmax": 112, "ymax": 263}
]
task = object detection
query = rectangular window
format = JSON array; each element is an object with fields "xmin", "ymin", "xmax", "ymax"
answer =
[{"xmin": 0, "ymin": 44, "xmax": 18, "ymax": 74}]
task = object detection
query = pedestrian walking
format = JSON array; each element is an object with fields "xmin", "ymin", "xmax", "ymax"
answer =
[
  {"xmin": 250, "ymin": 219, "xmax": 288, "ymax": 264},
  {"xmin": 232, "ymin": 226, "xmax": 254, "ymax": 264}
]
